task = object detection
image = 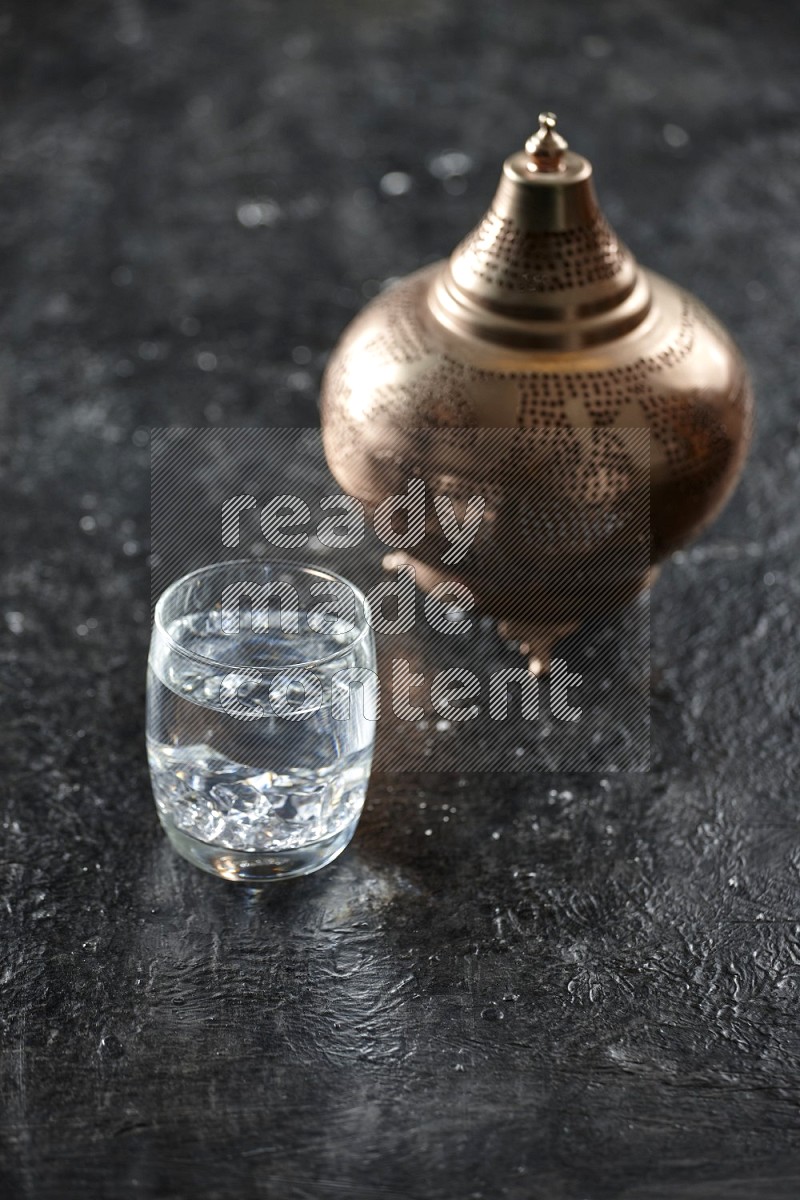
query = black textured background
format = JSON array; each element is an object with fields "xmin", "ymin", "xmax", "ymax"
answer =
[{"xmin": 2, "ymin": 2, "xmax": 799, "ymax": 1197}]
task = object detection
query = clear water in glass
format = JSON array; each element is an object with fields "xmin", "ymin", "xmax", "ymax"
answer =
[{"xmin": 146, "ymin": 562, "xmax": 376, "ymax": 881}]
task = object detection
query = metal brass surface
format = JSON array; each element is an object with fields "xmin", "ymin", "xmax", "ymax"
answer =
[{"xmin": 320, "ymin": 116, "xmax": 753, "ymax": 669}]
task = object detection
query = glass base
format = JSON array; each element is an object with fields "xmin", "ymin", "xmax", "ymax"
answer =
[{"xmin": 159, "ymin": 816, "xmax": 359, "ymax": 883}]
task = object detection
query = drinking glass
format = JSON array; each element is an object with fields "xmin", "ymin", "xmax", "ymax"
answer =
[{"xmin": 146, "ymin": 560, "xmax": 377, "ymax": 882}]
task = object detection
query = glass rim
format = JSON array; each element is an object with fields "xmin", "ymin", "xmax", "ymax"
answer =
[{"xmin": 152, "ymin": 558, "xmax": 374, "ymax": 673}]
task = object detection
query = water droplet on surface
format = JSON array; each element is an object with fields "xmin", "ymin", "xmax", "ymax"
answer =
[
  {"xmin": 237, "ymin": 199, "xmax": 281, "ymax": 227},
  {"xmin": 98, "ymin": 1033, "xmax": 125, "ymax": 1060},
  {"xmin": 379, "ymin": 171, "xmax": 413, "ymax": 197},
  {"xmin": 428, "ymin": 150, "xmax": 473, "ymax": 179},
  {"xmin": 663, "ymin": 123, "xmax": 689, "ymax": 149},
  {"xmin": 5, "ymin": 611, "xmax": 24, "ymax": 635}
]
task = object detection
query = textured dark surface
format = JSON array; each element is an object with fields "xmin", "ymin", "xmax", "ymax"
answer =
[{"xmin": 1, "ymin": 1, "xmax": 800, "ymax": 1197}]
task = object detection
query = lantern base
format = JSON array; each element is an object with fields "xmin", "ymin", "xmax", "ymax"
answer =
[
  {"xmin": 384, "ymin": 552, "xmax": 660, "ymax": 678},
  {"xmin": 496, "ymin": 618, "xmax": 580, "ymax": 677}
]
